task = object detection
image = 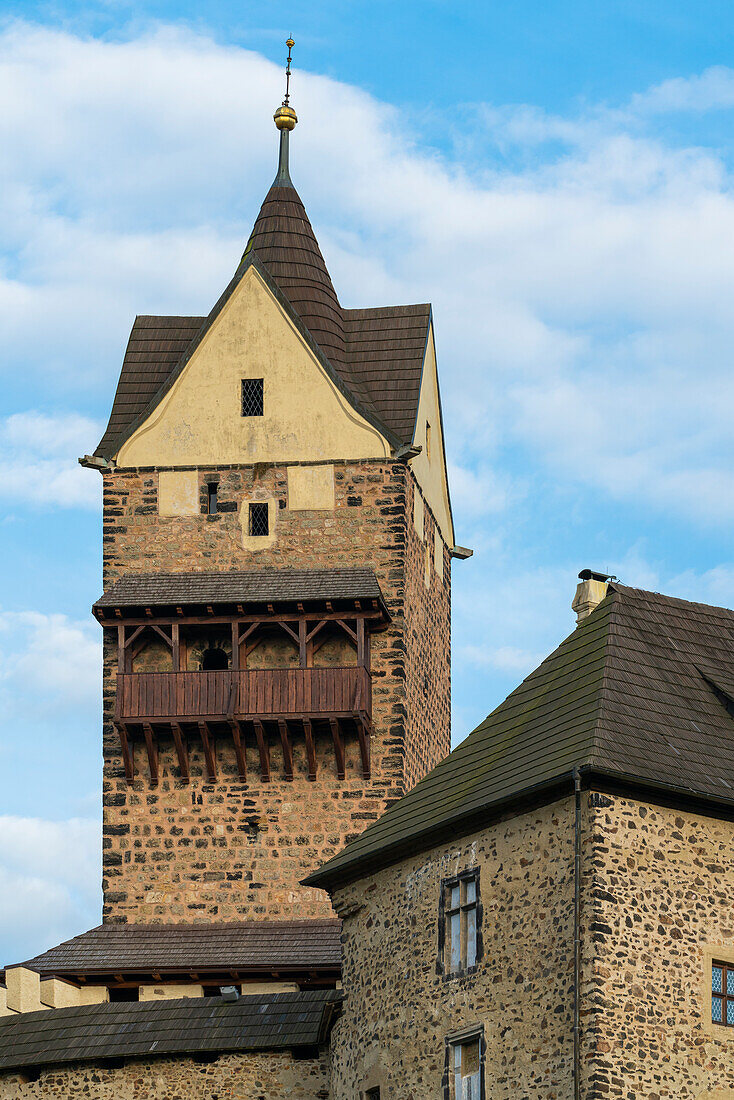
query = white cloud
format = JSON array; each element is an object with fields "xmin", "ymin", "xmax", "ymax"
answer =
[
  {"xmin": 630, "ymin": 66, "xmax": 734, "ymax": 116},
  {"xmin": 0, "ymin": 816, "xmax": 100, "ymax": 965},
  {"xmin": 1, "ymin": 25, "xmax": 734, "ymax": 525},
  {"xmin": 0, "ymin": 412, "xmax": 102, "ymax": 509},
  {"xmin": 0, "ymin": 609, "xmax": 101, "ymax": 711}
]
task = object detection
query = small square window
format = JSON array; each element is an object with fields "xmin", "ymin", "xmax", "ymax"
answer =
[
  {"xmin": 446, "ymin": 1033, "xmax": 483, "ymax": 1100},
  {"xmin": 439, "ymin": 869, "xmax": 482, "ymax": 976},
  {"xmin": 242, "ymin": 378, "xmax": 264, "ymax": 417},
  {"xmin": 249, "ymin": 502, "xmax": 269, "ymax": 537},
  {"xmin": 712, "ymin": 962, "xmax": 734, "ymax": 1027}
]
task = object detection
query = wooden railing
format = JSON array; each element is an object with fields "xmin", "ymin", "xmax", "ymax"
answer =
[{"xmin": 116, "ymin": 667, "xmax": 371, "ymax": 722}]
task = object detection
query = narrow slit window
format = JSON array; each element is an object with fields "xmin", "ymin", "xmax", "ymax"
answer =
[
  {"xmin": 712, "ymin": 962, "xmax": 734, "ymax": 1026},
  {"xmin": 249, "ymin": 502, "xmax": 269, "ymax": 537},
  {"xmin": 241, "ymin": 378, "xmax": 264, "ymax": 417},
  {"xmin": 448, "ymin": 1035, "xmax": 482, "ymax": 1100},
  {"xmin": 440, "ymin": 869, "xmax": 481, "ymax": 976},
  {"xmin": 426, "ymin": 420, "xmax": 432, "ymax": 461},
  {"xmin": 207, "ymin": 483, "xmax": 218, "ymax": 515}
]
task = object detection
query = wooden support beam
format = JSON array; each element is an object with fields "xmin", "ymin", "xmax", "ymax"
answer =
[
  {"xmin": 172, "ymin": 622, "xmax": 180, "ymax": 671},
  {"xmin": 299, "ymin": 619, "xmax": 307, "ymax": 668},
  {"xmin": 171, "ymin": 722, "xmax": 189, "ymax": 782},
  {"xmin": 336, "ymin": 619, "xmax": 358, "ymax": 644},
  {"xmin": 278, "ymin": 620, "xmax": 300, "ymax": 646},
  {"xmin": 230, "ymin": 622, "xmax": 239, "ymax": 671},
  {"xmin": 116, "ymin": 723, "xmax": 134, "ymax": 782},
  {"xmin": 232, "ymin": 721, "xmax": 247, "ymax": 782},
  {"xmin": 150, "ymin": 623, "xmax": 174, "ymax": 649},
  {"xmin": 253, "ymin": 720, "xmax": 270, "ymax": 782},
  {"xmin": 306, "ymin": 620, "xmax": 327, "ymax": 644},
  {"xmin": 198, "ymin": 721, "xmax": 217, "ymax": 781},
  {"xmin": 357, "ymin": 618, "xmax": 366, "ymax": 668},
  {"xmin": 117, "ymin": 625, "xmax": 125, "ymax": 673},
  {"xmin": 278, "ymin": 719, "xmax": 294, "ymax": 781},
  {"xmin": 303, "ymin": 718, "xmax": 317, "ymax": 781},
  {"xmin": 330, "ymin": 718, "xmax": 346, "ymax": 780},
  {"xmin": 356, "ymin": 717, "xmax": 371, "ymax": 779},
  {"xmin": 143, "ymin": 724, "xmax": 159, "ymax": 786},
  {"xmin": 101, "ymin": 609, "xmax": 381, "ymax": 628}
]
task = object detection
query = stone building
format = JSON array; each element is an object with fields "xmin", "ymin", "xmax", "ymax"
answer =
[
  {"xmin": 306, "ymin": 575, "xmax": 734, "ymax": 1098},
  {"xmin": 2, "ymin": 48, "xmax": 734, "ymax": 1100}
]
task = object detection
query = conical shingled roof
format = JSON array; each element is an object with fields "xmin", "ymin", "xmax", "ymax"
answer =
[
  {"xmin": 243, "ymin": 182, "xmax": 346, "ymax": 369},
  {"xmin": 307, "ymin": 582, "xmax": 734, "ymax": 889}
]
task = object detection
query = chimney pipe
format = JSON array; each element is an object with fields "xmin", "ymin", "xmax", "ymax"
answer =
[{"xmin": 572, "ymin": 569, "xmax": 614, "ymax": 625}]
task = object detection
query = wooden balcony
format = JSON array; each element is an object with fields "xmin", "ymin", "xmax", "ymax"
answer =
[
  {"xmin": 117, "ymin": 667, "xmax": 370, "ymax": 723},
  {"xmin": 114, "ymin": 667, "xmax": 371, "ymax": 785}
]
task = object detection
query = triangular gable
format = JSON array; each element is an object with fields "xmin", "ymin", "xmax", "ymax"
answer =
[{"xmin": 98, "ymin": 253, "xmax": 403, "ymax": 463}]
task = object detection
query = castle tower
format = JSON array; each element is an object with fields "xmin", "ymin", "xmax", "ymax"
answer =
[{"xmin": 82, "ymin": 56, "xmax": 463, "ymax": 923}]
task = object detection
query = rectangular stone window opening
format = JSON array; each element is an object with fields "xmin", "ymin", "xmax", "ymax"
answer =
[
  {"xmin": 446, "ymin": 1032, "xmax": 484, "ymax": 1100},
  {"xmin": 365, "ymin": 1089, "xmax": 381, "ymax": 1100},
  {"xmin": 249, "ymin": 502, "xmax": 269, "ymax": 537},
  {"xmin": 712, "ymin": 961, "xmax": 734, "ymax": 1026},
  {"xmin": 241, "ymin": 377, "xmax": 264, "ymax": 417},
  {"xmin": 439, "ymin": 868, "xmax": 482, "ymax": 977},
  {"xmin": 207, "ymin": 483, "xmax": 218, "ymax": 515}
]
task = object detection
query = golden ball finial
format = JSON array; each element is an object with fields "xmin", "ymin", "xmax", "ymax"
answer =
[
  {"xmin": 286, "ymin": 37, "xmax": 295, "ymax": 48},
  {"xmin": 274, "ymin": 104, "xmax": 298, "ymax": 131}
]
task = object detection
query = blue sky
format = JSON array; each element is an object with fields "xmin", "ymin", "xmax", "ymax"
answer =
[{"xmin": 2, "ymin": 2, "xmax": 734, "ymax": 961}]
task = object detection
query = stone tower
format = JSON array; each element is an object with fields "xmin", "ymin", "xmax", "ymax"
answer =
[{"xmin": 82, "ymin": 77, "xmax": 462, "ymax": 925}]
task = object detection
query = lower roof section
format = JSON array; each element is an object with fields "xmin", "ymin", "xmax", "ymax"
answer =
[
  {"xmin": 0, "ymin": 989, "xmax": 341, "ymax": 1072},
  {"xmin": 18, "ymin": 920, "xmax": 342, "ymax": 982},
  {"xmin": 93, "ymin": 567, "xmax": 389, "ymax": 620}
]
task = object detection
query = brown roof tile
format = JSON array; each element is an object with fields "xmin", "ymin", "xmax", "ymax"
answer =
[
  {"xmin": 0, "ymin": 989, "xmax": 341, "ymax": 1071},
  {"xmin": 20, "ymin": 921, "xmax": 342, "ymax": 977},
  {"xmin": 94, "ymin": 184, "xmax": 431, "ymax": 459},
  {"xmin": 93, "ymin": 567, "xmax": 387, "ymax": 614},
  {"xmin": 307, "ymin": 583, "xmax": 734, "ymax": 889}
]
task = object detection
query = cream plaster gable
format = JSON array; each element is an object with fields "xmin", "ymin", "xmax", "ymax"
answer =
[
  {"xmin": 410, "ymin": 324, "xmax": 454, "ymax": 546},
  {"xmin": 116, "ymin": 267, "xmax": 391, "ymax": 469}
]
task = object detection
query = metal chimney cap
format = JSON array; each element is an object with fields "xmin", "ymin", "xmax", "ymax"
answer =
[{"xmin": 578, "ymin": 569, "xmax": 616, "ymax": 583}]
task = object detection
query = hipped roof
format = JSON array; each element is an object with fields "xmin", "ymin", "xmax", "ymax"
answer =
[
  {"xmin": 95, "ymin": 175, "xmax": 432, "ymax": 461},
  {"xmin": 307, "ymin": 583, "xmax": 734, "ymax": 889}
]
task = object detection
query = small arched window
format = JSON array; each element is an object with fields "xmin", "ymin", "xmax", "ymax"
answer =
[{"xmin": 202, "ymin": 647, "xmax": 229, "ymax": 671}]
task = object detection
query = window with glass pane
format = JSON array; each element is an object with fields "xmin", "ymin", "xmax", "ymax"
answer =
[
  {"xmin": 449, "ymin": 1036, "xmax": 482, "ymax": 1100},
  {"xmin": 712, "ymin": 962, "xmax": 734, "ymax": 1026},
  {"xmin": 443, "ymin": 870, "xmax": 480, "ymax": 975},
  {"xmin": 241, "ymin": 378, "xmax": 264, "ymax": 417}
]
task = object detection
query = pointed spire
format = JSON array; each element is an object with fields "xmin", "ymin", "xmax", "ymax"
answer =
[
  {"xmin": 243, "ymin": 37, "xmax": 346, "ymax": 369},
  {"xmin": 273, "ymin": 38, "xmax": 297, "ymax": 188}
]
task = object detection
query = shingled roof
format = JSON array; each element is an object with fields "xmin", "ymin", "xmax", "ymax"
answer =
[
  {"xmin": 93, "ymin": 567, "xmax": 387, "ymax": 615},
  {"xmin": 20, "ymin": 921, "xmax": 342, "ymax": 979},
  {"xmin": 94, "ymin": 166, "xmax": 431, "ymax": 461},
  {"xmin": 0, "ymin": 990, "xmax": 340, "ymax": 1072},
  {"xmin": 306, "ymin": 582, "xmax": 734, "ymax": 889}
]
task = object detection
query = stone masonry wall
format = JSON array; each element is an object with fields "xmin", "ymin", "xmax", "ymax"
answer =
[
  {"xmin": 403, "ymin": 474, "xmax": 451, "ymax": 789},
  {"xmin": 100, "ymin": 459, "xmax": 451, "ymax": 922},
  {"xmin": 0, "ymin": 1050, "xmax": 329, "ymax": 1100},
  {"xmin": 329, "ymin": 798, "xmax": 575, "ymax": 1098},
  {"xmin": 581, "ymin": 793, "xmax": 734, "ymax": 1100}
]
